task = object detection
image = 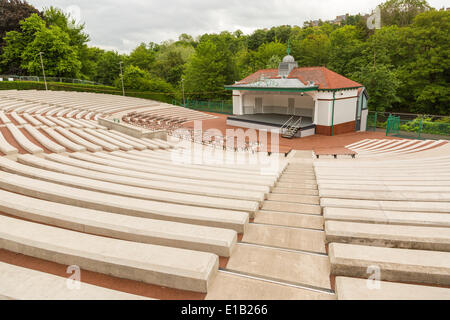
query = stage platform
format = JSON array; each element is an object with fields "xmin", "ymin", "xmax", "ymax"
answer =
[{"xmin": 227, "ymin": 114, "xmax": 316, "ymax": 138}]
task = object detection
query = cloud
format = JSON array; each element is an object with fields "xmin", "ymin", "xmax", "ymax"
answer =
[{"xmin": 28, "ymin": 0, "xmax": 449, "ymax": 53}]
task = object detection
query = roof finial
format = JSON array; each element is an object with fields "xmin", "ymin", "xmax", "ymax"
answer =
[{"xmin": 287, "ymin": 39, "xmax": 291, "ymax": 55}]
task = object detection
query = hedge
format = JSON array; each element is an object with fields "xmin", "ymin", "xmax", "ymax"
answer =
[{"xmin": 0, "ymin": 81, "xmax": 175, "ymax": 104}]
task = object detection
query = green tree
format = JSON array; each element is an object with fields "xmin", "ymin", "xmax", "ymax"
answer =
[
  {"xmin": 380, "ymin": 0, "xmax": 431, "ymax": 27},
  {"xmin": 94, "ymin": 50, "xmax": 123, "ymax": 85},
  {"xmin": 153, "ymin": 43, "xmax": 194, "ymax": 86},
  {"xmin": 328, "ymin": 25, "xmax": 365, "ymax": 77},
  {"xmin": 293, "ymin": 33, "xmax": 330, "ymax": 67},
  {"xmin": 183, "ymin": 40, "xmax": 229, "ymax": 100},
  {"xmin": 127, "ymin": 43, "xmax": 156, "ymax": 71},
  {"xmin": 395, "ymin": 10, "xmax": 450, "ymax": 115},
  {"xmin": 1, "ymin": 13, "xmax": 81, "ymax": 77},
  {"xmin": 0, "ymin": 0, "xmax": 40, "ymax": 46},
  {"xmin": 352, "ymin": 64, "xmax": 400, "ymax": 112}
]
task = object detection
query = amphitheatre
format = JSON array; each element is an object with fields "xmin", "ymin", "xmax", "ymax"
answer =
[{"xmin": 0, "ymin": 89, "xmax": 449, "ymax": 300}]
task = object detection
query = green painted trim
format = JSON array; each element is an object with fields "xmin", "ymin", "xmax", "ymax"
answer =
[
  {"xmin": 331, "ymin": 91, "xmax": 336, "ymax": 136},
  {"xmin": 318, "ymin": 86, "xmax": 364, "ymax": 92},
  {"xmin": 224, "ymin": 86, "xmax": 319, "ymax": 92}
]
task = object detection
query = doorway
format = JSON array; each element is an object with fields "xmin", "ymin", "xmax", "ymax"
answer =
[{"xmin": 255, "ymin": 98, "xmax": 263, "ymax": 113}]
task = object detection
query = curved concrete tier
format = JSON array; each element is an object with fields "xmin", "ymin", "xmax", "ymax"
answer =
[
  {"xmin": 6, "ymin": 123, "xmax": 43, "ymax": 154},
  {"xmin": 23, "ymin": 124, "xmax": 66, "ymax": 153},
  {"xmin": 0, "ymin": 215, "xmax": 218, "ymax": 293},
  {"xmin": 0, "ymin": 169, "xmax": 249, "ymax": 233}
]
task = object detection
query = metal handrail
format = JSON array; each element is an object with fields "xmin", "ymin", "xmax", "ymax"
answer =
[{"xmin": 280, "ymin": 116, "xmax": 295, "ymax": 134}]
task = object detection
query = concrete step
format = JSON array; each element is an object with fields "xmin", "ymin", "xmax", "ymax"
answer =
[
  {"xmin": 325, "ymin": 221, "xmax": 450, "ymax": 251},
  {"xmin": 267, "ymin": 193, "xmax": 320, "ymax": 205},
  {"xmin": 262, "ymin": 201, "xmax": 322, "ymax": 215},
  {"xmin": 243, "ymin": 224, "xmax": 326, "ymax": 253},
  {"xmin": 272, "ymin": 187, "xmax": 319, "ymax": 196},
  {"xmin": 0, "ymin": 215, "xmax": 218, "ymax": 293},
  {"xmin": 278, "ymin": 178, "xmax": 317, "ymax": 185},
  {"xmin": 254, "ymin": 211, "xmax": 324, "ymax": 230},
  {"xmin": 276, "ymin": 182, "xmax": 318, "ymax": 189},
  {"xmin": 335, "ymin": 276, "xmax": 450, "ymax": 300},
  {"xmin": 329, "ymin": 243, "xmax": 450, "ymax": 286},
  {"xmin": 321, "ymin": 198, "xmax": 450, "ymax": 214},
  {"xmin": 0, "ymin": 262, "xmax": 148, "ymax": 300},
  {"xmin": 206, "ymin": 272, "xmax": 335, "ymax": 300},
  {"xmin": 225, "ymin": 244, "xmax": 332, "ymax": 290}
]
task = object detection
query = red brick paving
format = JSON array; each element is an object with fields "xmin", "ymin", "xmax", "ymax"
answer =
[{"xmin": 183, "ymin": 112, "xmax": 402, "ymax": 154}]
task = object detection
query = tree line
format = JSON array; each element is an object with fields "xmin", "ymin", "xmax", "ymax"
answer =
[{"xmin": 0, "ymin": 0, "xmax": 448, "ymax": 115}]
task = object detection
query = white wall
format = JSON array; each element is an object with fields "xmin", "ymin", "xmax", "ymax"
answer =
[
  {"xmin": 333, "ymin": 97, "xmax": 358, "ymax": 125},
  {"xmin": 316, "ymin": 89, "xmax": 359, "ymax": 126},
  {"xmin": 233, "ymin": 91, "xmax": 243, "ymax": 115},
  {"xmin": 360, "ymin": 109, "xmax": 368, "ymax": 132},
  {"xmin": 241, "ymin": 92, "xmax": 314, "ymax": 116},
  {"xmin": 317, "ymin": 100, "xmax": 331, "ymax": 126}
]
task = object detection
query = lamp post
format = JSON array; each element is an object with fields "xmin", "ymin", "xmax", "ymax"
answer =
[
  {"xmin": 181, "ymin": 78, "xmax": 186, "ymax": 107},
  {"xmin": 38, "ymin": 52, "xmax": 48, "ymax": 91},
  {"xmin": 119, "ymin": 62, "xmax": 125, "ymax": 96}
]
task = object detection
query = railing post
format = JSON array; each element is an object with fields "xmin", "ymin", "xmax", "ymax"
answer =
[
  {"xmin": 374, "ymin": 112, "xmax": 378, "ymax": 132},
  {"xmin": 418, "ymin": 116, "xmax": 423, "ymax": 139}
]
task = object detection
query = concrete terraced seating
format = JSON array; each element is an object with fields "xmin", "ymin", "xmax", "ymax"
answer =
[
  {"xmin": 0, "ymin": 215, "xmax": 218, "ymax": 293},
  {"xmin": 45, "ymin": 153, "xmax": 271, "ymax": 193},
  {"xmin": 55, "ymin": 127, "xmax": 103, "ymax": 152},
  {"xmin": 69, "ymin": 151, "xmax": 277, "ymax": 187},
  {"xmin": 0, "ymin": 156, "xmax": 259, "ymax": 213},
  {"xmin": 0, "ymin": 262, "xmax": 148, "ymax": 300},
  {"xmin": 324, "ymin": 207, "xmax": 450, "ymax": 228},
  {"xmin": 17, "ymin": 154, "xmax": 265, "ymax": 201},
  {"xmin": 0, "ymin": 111, "xmax": 12, "ymax": 124},
  {"xmin": 22, "ymin": 113, "xmax": 43, "ymax": 126},
  {"xmin": 335, "ymin": 277, "xmax": 450, "ymax": 300},
  {"xmin": 0, "ymin": 188, "xmax": 236, "ymax": 257},
  {"xmin": 6, "ymin": 123, "xmax": 43, "ymax": 154},
  {"xmin": 0, "ymin": 131, "xmax": 18, "ymax": 155},
  {"xmin": 23, "ymin": 124, "xmax": 66, "ymax": 153},
  {"xmin": 111, "ymin": 149, "xmax": 280, "ymax": 177},
  {"xmin": 0, "ymin": 168, "xmax": 249, "ymax": 233},
  {"xmin": 329, "ymin": 243, "xmax": 450, "ymax": 286},
  {"xmin": 317, "ymin": 147, "xmax": 450, "ymax": 298},
  {"xmin": 41, "ymin": 127, "xmax": 87, "ymax": 152},
  {"xmin": 325, "ymin": 220, "xmax": 450, "ymax": 251},
  {"xmin": 69, "ymin": 128, "xmax": 120, "ymax": 151},
  {"xmin": 83, "ymin": 128, "xmax": 134, "ymax": 151}
]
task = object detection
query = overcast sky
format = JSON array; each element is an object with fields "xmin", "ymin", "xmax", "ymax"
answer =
[{"xmin": 28, "ymin": 0, "xmax": 448, "ymax": 53}]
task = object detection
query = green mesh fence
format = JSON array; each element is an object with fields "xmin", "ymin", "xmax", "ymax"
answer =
[
  {"xmin": 367, "ymin": 111, "xmax": 450, "ymax": 140},
  {"xmin": 172, "ymin": 99, "xmax": 233, "ymax": 114}
]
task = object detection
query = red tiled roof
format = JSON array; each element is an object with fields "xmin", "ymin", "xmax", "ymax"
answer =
[{"xmin": 236, "ymin": 66, "xmax": 363, "ymax": 90}]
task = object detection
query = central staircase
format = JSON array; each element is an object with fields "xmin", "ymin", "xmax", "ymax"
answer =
[{"xmin": 280, "ymin": 116, "xmax": 302, "ymax": 139}]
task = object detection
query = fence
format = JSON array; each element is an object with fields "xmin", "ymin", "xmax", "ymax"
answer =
[
  {"xmin": 0, "ymin": 75, "xmax": 104, "ymax": 86},
  {"xmin": 367, "ymin": 111, "xmax": 450, "ymax": 140},
  {"xmin": 172, "ymin": 99, "xmax": 233, "ymax": 114}
]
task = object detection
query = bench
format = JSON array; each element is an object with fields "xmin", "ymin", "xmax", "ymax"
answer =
[
  {"xmin": 0, "ymin": 262, "xmax": 148, "ymax": 300},
  {"xmin": 326, "ymin": 220, "xmax": 450, "ymax": 251},
  {"xmin": 314, "ymin": 147, "xmax": 356, "ymax": 159},
  {"xmin": 6, "ymin": 123, "xmax": 43, "ymax": 154},
  {"xmin": 0, "ymin": 169, "xmax": 249, "ymax": 233},
  {"xmin": 329, "ymin": 243, "xmax": 450, "ymax": 286},
  {"xmin": 0, "ymin": 215, "xmax": 218, "ymax": 293},
  {"xmin": 0, "ymin": 156, "xmax": 259, "ymax": 213}
]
